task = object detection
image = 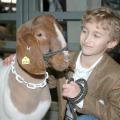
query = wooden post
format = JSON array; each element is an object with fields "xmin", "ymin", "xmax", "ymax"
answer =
[{"xmin": 57, "ymin": 77, "xmax": 67, "ymax": 120}]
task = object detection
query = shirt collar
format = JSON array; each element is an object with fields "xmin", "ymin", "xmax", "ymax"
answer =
[{"xmin": 75, "ymin": 51, "xmax": 103, "ymax": 72}]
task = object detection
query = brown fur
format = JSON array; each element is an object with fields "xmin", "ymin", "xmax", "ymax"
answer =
[{"xmin": 4, "ymin": 15, "xmax": 71, "ymax": 120}]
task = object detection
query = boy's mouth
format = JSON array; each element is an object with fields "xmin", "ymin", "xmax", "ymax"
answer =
[{"xmin": 83, "ymin": 44, "xmax": 93, "ymax": 48}]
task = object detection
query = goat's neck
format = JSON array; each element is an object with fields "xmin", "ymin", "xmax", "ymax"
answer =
[
  {"xmin": 13, "ymin": 58, "xmax": 44, "ymax": 83},
  {"xmin": 8, "ymin": 58, "xmax": 50, "ymax": 114}
]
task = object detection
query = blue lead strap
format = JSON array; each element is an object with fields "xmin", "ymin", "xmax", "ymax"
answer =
[{"xmin": 67, "ymin": 78, "xmax": 88, "ymax": 120}]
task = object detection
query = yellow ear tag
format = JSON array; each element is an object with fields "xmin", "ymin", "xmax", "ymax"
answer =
[{"xmin": 22, "ymin": 56, "xmax": 30, "ymax": 64}]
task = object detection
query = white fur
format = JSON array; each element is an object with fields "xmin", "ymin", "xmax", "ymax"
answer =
[
  {"xmin": 0, "ymin": 60, "xmax": 51, "ymax": 120},
  {"xmin": 54, "ymin": 23, "xmax": 69, "ymax": 61},
  {"xmin": 54, "ymin": 23, "xmax": 67, "ymax": 48}
]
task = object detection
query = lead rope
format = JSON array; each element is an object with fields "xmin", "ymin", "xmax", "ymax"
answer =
[{"xmin": 67, "ymin": 78, "xmax": 88, "ymax": 120}]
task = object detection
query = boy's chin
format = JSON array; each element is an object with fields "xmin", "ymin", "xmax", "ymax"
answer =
[{"xmin": 81, "ymin": 50, "xmax": 93, "ymax": 56}]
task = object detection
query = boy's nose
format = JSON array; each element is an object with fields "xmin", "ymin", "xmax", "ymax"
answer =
[{"xmin": 84, "ymin": 34, "xmax": 92, "ymax": 43}]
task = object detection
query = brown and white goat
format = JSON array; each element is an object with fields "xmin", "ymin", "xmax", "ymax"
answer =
[{"xmin": 0, "ymin": 15, "xmax": 69, "ymax": 120}]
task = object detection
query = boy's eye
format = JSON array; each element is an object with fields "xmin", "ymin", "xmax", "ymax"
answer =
[
  {"xmin": 94, "ymin": 34, "xmax": 101, "ymax": 38},
  {"xmin": 82, "ymin": 28, "xmax": 87, "ymax": 34},
  {"xmin": 82, "ymin": 30, "xmax": 87, "ymax": 33}
]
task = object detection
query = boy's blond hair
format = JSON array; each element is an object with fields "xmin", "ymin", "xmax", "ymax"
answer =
[{"xmin": 82, "ymin": 7, "xmax": 120, "ymax": 43}]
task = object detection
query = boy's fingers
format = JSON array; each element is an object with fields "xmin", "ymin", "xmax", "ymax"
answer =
[{"xmin": 3, "ymin": 54, "xmax": 15, "ymax": 66}]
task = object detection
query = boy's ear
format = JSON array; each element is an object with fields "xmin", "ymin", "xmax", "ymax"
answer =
[{"xmin": 107, "ymin": 39, "xmax": 118, "ymax": 49}]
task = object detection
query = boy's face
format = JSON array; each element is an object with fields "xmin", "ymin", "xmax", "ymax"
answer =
[{"xmin": 80, "ymin": 22, "xmax": 117, "ymax": 57}]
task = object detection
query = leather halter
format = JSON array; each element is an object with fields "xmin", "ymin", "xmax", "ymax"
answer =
[{"xmin": 43, "ymin": 46, "xmax": 68, "ymax": 62}]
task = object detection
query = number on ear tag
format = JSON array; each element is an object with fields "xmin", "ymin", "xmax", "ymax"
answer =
[{"xmin": 22, "ymin": 56, "xmax": 30, "ymax": 64}]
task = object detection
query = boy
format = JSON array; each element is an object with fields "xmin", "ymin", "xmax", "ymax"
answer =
[{"xmin": 62, "ymin": 7, "xmax": 120, "ymax": 120}]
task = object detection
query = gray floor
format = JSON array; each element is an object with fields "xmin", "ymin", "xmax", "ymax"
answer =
[
  {"xmin": 43, "ymin": 111, "xmax": 58, "ymax": 120},
  {"xmin": 43, "ymin": 102, "xmax": 58, "ymax": 120}
]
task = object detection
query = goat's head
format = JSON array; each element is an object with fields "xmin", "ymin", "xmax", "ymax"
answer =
[{"xmin": 16, "ymin": 15, "xmax": 69, "ymax": 75}]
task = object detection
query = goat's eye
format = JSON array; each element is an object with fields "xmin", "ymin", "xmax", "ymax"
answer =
[{"xmin": 37, "ymin": 33, "xmax": 42, "ymax": 37}]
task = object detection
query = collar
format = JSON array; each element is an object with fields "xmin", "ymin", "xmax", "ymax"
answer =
[{"xmin": 76, "ymin": 51, "xmax": 103, "ymax": 72}]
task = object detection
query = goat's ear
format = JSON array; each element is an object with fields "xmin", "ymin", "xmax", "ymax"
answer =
[{"xmin": 16, "ymin": 32, "xmax": 46, "ymax": 75}]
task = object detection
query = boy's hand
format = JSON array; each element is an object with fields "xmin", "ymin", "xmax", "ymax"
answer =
[
  {"xmin": 62, "ymin": 81, "xmax": 80, "ymax": 98},
  {"xmin": 3, "ymin": 54, "xmax": 15, "ymax": 66}
]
